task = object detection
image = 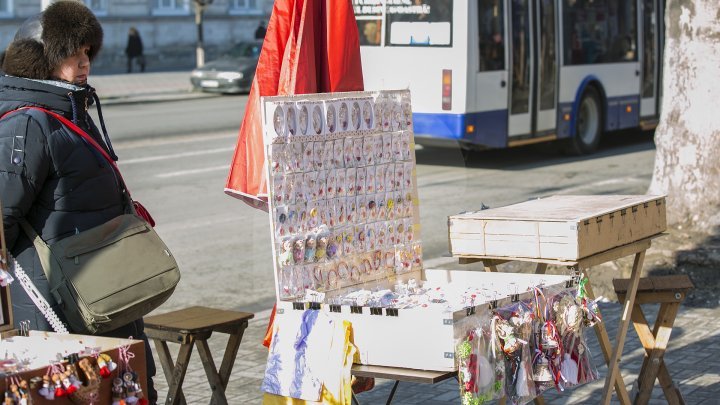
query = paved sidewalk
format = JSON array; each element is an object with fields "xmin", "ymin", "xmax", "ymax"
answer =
[{"xmin": 91, "ymin": 71, "xmax": 216, "ymax": 104}]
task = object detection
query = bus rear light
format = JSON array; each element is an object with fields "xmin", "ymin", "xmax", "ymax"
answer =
[
  {"xmin": 626, "ymin": 105, "xmax": 632, "ymax": 113},
  {"xmin": 466, "ymin": 124, "xmax": 475, "ymax": 133},
  {"xmin": 564, "ymin": 113, "xmax": 571, "ymax": 121},
  {"xmin": 442, "ymin": 69, "xmax": 452, "ymax": 110}
]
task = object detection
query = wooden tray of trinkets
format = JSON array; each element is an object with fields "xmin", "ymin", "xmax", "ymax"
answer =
[
  {"xmin": 0, "ymin": 200, "xmax": 15, "ymax": 335},
  {"xmin": 0, "ymin": 332, "xmax": 146, "ymax": 404}
]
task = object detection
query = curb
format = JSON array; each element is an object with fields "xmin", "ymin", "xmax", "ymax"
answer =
[{"xmin": 99, "ymin": 90, "xmax": 219, "ymax": 106}]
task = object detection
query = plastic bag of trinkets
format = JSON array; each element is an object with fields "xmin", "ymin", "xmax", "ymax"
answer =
[
  {"xmin": 540, "ymin": 284, "xmax": 600, "ymax": 391},
  {"xmin": 455, "ymin": 312, "xmax": 505, "ymax": 405},
  {"xmin": 493, "ymin": 301, "xmax": 537, "ymax": 404}
]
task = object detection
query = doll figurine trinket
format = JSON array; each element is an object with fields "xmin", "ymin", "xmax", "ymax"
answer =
[
  {"xmin": 293, "ymin": 238, "xmax": 306, "ymax": 264},
  {"xmin": 279, "ymin": 238, "xmax": 293, "ymax": 266},
  {"xmin": 304, "ymin": 234, "xmax": 317, "ymax": 263}
]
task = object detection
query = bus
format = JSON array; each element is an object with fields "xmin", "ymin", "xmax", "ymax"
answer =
[{"xmin": 353, "ymin": 0, "xmax": 665, "ymax": 154}]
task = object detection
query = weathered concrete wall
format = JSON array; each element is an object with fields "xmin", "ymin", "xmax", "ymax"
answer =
[{"xmin": 0, "ymin": 0, "xmax": 271, "ymax": 74}]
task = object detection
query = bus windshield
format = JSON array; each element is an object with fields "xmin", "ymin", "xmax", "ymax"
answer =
[{"xmin": 353, "ymin": 0, "xmax": 454, "ymax": 47}]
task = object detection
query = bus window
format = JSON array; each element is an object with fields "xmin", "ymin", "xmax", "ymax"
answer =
[
  {"xmin": 478, "ymin": 0, "xmax": 505, "ymax": 71},
  {"xmin": 385, "ymin": 0, "xmax": 453, "ymax": 47},
  {"xmin": 539, "ymin": 0, "xmax": 556, "ymax": 110},
  {"xmin": 511, "ymin": 0, "xmax": 530, "ymax": 115},
  {"xmin": 563, "ymin": 0, "xmax": 637, "ymax": 65},
  {"xmin": 642, "ymin": 0, "xmax": 656, "ymax": 98}
]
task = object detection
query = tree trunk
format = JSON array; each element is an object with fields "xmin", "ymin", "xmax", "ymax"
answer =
[{"xmin": 648, "ymin": 0, "xmax": 720, "ymax": 229}]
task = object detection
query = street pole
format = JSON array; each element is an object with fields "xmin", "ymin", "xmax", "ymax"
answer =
[{"xmin": 195, "ymin": 1, "xmax": 205, "ymax": 68}]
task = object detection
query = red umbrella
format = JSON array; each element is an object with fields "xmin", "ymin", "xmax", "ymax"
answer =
[
  {"xmin": 223, "ymin": 0, "xmax": 364, "ymax": 348},
  {"xmin": 224, "ymin": 0, "xmax": 364, "ymax": 211}
]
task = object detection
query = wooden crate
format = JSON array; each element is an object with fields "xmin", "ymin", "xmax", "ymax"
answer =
[
  {"xmin": 275, "ymin": 270, "xmax": 573, "ymax": 371},
  {"xmin": 449, "ymin": 195, "xmax": 667, "ymax": 261}
]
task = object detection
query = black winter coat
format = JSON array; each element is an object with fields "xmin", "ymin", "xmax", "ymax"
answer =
[{"xmin": 0, "ymin": 75, "xmax": 126, "ymax": 331}]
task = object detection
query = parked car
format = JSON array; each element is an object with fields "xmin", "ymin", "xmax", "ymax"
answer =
[{"xmin": 190, "ymin": 40, "xmax": 262, "ymax": 94}]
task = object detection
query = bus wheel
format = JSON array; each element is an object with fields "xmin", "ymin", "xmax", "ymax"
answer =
[{"xmin": 566, "ymin": 87, "xmax": 602, "ymax": 155}]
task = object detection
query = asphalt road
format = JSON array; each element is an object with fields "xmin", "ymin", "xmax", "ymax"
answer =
[{"xmin": 91, "ymin": 96, "xmax": 658, "ymax": 315}]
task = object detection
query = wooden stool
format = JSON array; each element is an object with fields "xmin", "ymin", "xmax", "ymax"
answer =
[
  {"xmin": 613, "ymin": 275, "xmax": 693, "ymax": 405},
  {"xmin": 144, "ymin": 306, "xmax": 254, "ymax": 405}
]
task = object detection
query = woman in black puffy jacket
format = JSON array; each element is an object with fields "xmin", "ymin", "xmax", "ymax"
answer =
[{"xmin": 0, "ymin": 2, "xmax": 156, "ymax": 402}]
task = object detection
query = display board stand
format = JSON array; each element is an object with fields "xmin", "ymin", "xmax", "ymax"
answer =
[{"xmin": 458, "ymin": 235, "xmax": 660, "ymax": 405}]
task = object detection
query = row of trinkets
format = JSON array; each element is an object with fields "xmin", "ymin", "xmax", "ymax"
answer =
[
  {"xmin": 268, "ymin": 94, "xmax": 412, "ymax": 139},
  {"xmin": 2, "ymin": 348, "xmax": 145, "ymax": 405},
  {"xmin": 272, "ymin": 161, "xmax": 415, "ymax": 207},
  {"xmin": 456, "ymin": 279, "xmax": 601, "ymax": 405},
  {"xmin": 277, "ymin": 217, "xmax": 417, "ymax": 266},
  {"xmin": 274, "ymin": 191, "xmax": 415, "ymax": 238},
  {"xmin": 280, "ymin": 244, "xmax": 423, "ymax": 299},
  {"xmin": 269, "ymin": 132, "xmax": 413, "ymax": 175}
]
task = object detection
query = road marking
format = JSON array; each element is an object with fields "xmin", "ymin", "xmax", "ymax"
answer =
[
  {"xmin": 120, "ymin": 147, "xmax": 235, "ymax": 164},
  {"xmin": 114, "ymin": 131, "xmax": 237, "ymax": 150},
  {"xmin": 156, "ymin": 164, "xmax": 230, "ymax": 178}
]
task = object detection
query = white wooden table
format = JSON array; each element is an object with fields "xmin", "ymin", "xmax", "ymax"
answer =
[{"xmin": 351, "ymin": 364, "xmax": 456, "ymax": 405}]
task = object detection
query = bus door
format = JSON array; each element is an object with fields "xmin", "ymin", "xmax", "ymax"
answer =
[
  {"xmin": 507, "ymin": 0, "xmax": 534, "ymax": 137},
  {"xmin": 535, "ymin": 0, "xmax": 558, "ymax": 135},
  {"xmin": 640, "ymin": 0, "xmax": 660, "ymax": 118},
  {"xmin": 474, "ymin": 0, "xmax": 510, "ymax": 135},
  {"xmin": 508, "ymin": 0, "xmax": 558, "ymax": 138}
]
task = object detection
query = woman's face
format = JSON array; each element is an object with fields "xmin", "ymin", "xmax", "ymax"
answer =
[{"xmin": 52, "ymin": 45, "xmax": 91, "ymax": 85}]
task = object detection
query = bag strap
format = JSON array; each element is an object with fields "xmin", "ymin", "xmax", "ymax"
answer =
[
  {"xmin": 16, "ymin": 218, "xmax": 63, "ymax": 293},
  {"xmin": 3, "ymin": 107, "xmax": 116, "ymax": 166},
  {"xmin": 2, "ymin": 107, "xmax": 157, "ymax": 225},
  {"xmin": 2, "ymin": 106, "xmax": 131, "ymax": 196}
]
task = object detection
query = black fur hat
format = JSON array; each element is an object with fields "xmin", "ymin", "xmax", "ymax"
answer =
[{"xmin": 2, "ymin": 1, "xmax": 103, "ymax": 79}]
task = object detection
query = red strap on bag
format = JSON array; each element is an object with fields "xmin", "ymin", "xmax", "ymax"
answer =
[{"xmin": 2, "ymin": 106, "xmax": 156, "ymax": 226}]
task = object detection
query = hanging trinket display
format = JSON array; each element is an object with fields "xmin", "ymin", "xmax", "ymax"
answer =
[
  {"xmin": 451, "ymin": 283, "xmax": 600, "ymax": 404},
  {"xmin": 111, "ymin": 344, "xmax": 147, "ymax": 405},
  {"xmin": 265, "ymin": 92, "xmax": 422, "ymax": 301}
]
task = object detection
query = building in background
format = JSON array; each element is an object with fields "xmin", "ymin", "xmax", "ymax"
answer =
[{"xmin": 0, "ymin": 0, "xmax": 272, "ymax": 73}]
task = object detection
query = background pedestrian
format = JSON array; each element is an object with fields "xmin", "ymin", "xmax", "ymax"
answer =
[
  {"xmin": 255, "ymin": 21, "xmax": 267, "ymax": 39},
  {"xmin": 126, "ymin": 26, "xmax": 145, "ymax": 72}
]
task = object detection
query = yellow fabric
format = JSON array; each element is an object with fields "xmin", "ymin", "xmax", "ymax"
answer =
[{"xmin": 263, "ymin": 320, "xmax": 356, "ymax": 405}]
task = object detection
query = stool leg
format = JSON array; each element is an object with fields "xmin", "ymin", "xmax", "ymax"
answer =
[
  {"xmin": 197, "ymin": 338, "xmax": 228, "ymax": 405},
  {"xmin": 154, "ymin": 339, "xmax": 193, "ymax": 405},
  {"xmin": 631, "ymin": 303, "xmax": 683, "ymax": 405},
  {"xmin": 215, "ymin": 322, "xmax": 248, "ymax": 401}
]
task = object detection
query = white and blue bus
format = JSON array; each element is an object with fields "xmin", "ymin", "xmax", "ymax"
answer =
[{"xmin": 353, "ymin": 0, "xmax": 664, "ymax": 154}]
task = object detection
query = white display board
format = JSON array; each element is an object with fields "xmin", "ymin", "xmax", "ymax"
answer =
[{"xmin": 261, "ymin": 90, "xmax": 422, "ymax": 302}]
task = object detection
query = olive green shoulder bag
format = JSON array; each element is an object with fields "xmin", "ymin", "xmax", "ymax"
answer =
[{"xmin": 11, "ymin": 107, "xmax": 180, "ymax": 334}]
